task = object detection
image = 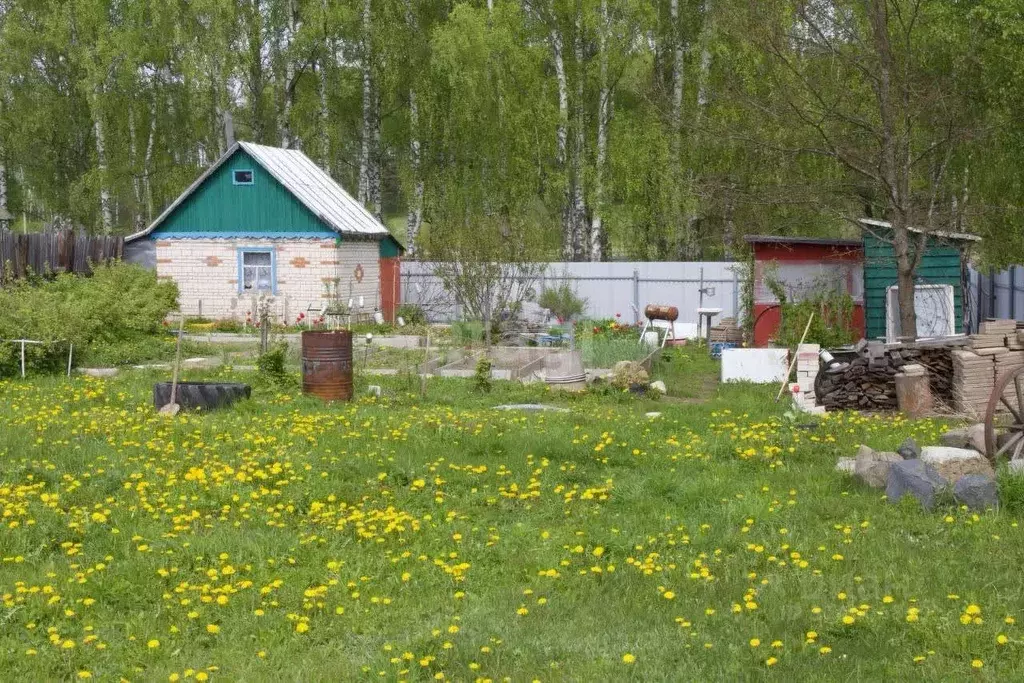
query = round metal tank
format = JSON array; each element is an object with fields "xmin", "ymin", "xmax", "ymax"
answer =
[
  {"xmin": 301, "ymin": 330, "xmax": 353, "ymax": 401},
  {"xmin": 644, "ymin": 304, "xmax": 679, "ymax": 322}
]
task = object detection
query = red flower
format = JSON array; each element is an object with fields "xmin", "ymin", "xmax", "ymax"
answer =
[{"xmin": 593, "ymin": 327, "xmax": 600, "ymax": 333}]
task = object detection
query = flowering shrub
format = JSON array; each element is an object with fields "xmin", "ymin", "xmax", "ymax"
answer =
[{"xmin": 578, "ymin": 314, "xmax": 640, "ymax": 339}]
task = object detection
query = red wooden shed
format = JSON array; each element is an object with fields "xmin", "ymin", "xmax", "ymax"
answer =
[{"xmin": 746, "ymin": 236, "xmax": 865, "ymax": 347}]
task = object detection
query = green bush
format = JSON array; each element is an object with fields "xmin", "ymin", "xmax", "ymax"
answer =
[
  {"xmin": 397, "ymin": 303, "xmax": 427, "ymax": 325},
  {"xmin": 764, "ymin": 269, "xmax": 857, "ymax": 350},
  {"xmin": 256, "ymin": 342, "xmax": 296, "ymax": 388},
  {"xmin": 0, "ymin": 262, "xmax": 179, "ymax": 375},
  {"xmin": 474, "ymin": 356, "xmax": 493, "ymax": 393},
  {"xmin": 538, "ymin": 283, "xmax": 587, "ymax": 322}
]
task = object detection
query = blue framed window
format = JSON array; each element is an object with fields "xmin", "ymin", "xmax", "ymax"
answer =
[
  {"xmin": 237, "ymin": 247, "xmax": 276, "ymax": 294},
  {"xmin": 233, "ymin": 169, "xmax": 254, "ymax": 185}
]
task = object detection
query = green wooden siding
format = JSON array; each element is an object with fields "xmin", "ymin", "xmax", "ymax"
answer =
[
  {"xmin": 151, "ymin": 149, "xmax": 336, "ymax": 237},
  {"xmin": 379, "ymin": 235, "xmax": 403, "ymax": 258},
  {"xmin": 862, "ymin": 231, "xmax": 965, "ymax": 339}
]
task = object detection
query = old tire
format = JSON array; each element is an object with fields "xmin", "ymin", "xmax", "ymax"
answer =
[{"xmin": 153, "ymin": 382, "xmax": 251, "ymax": 412}]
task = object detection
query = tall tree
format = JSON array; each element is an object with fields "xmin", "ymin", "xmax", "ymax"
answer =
[{"xmin": 748, "ymin": 0, "xmax": 981, "ymax": 338}]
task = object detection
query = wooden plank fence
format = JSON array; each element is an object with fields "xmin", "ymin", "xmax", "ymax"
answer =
[{"xmin": 0, "ymin": 229, "xmax": 124, "ymax": 281}]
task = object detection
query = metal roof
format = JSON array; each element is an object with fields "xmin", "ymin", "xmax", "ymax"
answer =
[
  {"xmin": 744, "ymin": 235, "xmax": 862, "ymax": 247},
  {"xmin": 858, "ymin": 218, "xmax": 981, "ymax": 242},
  {"xmin": 126, "ymin": 142, "xmax": 391, "ymax": 242}
]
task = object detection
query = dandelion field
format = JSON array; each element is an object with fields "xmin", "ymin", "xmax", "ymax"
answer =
[{"xmin": 2, "ymin": 368, "xmax": 1024, "ymax": 681}]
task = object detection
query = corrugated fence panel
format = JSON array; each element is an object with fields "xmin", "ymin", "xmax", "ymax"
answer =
[{"xmin": 401, "ymin": 261, "xmax": 742, "ymax": 326}]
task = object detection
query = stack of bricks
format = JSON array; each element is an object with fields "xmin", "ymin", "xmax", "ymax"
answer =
[
  {"xmin": 789, "ymin": 343, "xmax": 826, "ymax": 415},
  {"xmin": 951, "ymin": 320, "xmax": 1023, "ymax": 418},
  {"xmin": 952, "ymin": 350, "xmax": 997, "ymax": 418}
]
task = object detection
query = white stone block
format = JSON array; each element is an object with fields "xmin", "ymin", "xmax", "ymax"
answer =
[{"xmin": 721, "ymin": 348, "xmax": 789, "ymax": 384}]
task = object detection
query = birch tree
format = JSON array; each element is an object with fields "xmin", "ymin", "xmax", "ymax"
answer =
[
  {"xmin": 590, "ymin": 0, "xmax": 609, "ymax": 261},
  {"xmin": 358, "ymin": 0, "xmax": 382, "ymax": 219}
]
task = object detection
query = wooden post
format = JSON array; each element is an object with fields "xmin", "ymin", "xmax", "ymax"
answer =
[
  {"xmin": 67, "ymin": 343, "xmax": 73, "ymax": 379},
  {"xmin": 20, "ymin": 340, "xmax": 25, "ymax": 378},
  {"xmin": 260, "ymin": 307, "xmax": 269, "ymax": 354},
  {"xmin": 392, "ymin": 260, "xmax": 399, "ymax": 324}
]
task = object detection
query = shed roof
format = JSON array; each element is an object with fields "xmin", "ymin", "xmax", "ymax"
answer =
[
  {"xmin": 858, "ymin": 218, "xmax": 981, "ymax": 243},
  {"xmin": 126, "ymin": 142, "xmax": 395, "ymax": 244},
  {"xmin": 745, "ymin": 235, "xmax": 862, "ymax": 248}
]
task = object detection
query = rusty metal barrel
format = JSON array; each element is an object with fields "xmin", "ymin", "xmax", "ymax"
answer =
[
  {"xmin": 301, "ymin": 330, "xmax": 353, "ymax": 401},
  {"xmin": 644, "ymin": 304, "xmax": 680, "ymax": 322}
]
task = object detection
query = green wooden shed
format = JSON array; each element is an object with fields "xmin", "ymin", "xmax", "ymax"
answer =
[{"xmin": 860, "ymin": 218, "xmax": 981, "ymax": 341}]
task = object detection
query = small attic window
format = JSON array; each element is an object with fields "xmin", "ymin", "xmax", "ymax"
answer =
[{"xmin": 233, "ymin": 169, "xmax": 254, "ymax": 185}]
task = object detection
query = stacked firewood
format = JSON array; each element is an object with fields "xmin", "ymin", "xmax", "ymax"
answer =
[
  {"xmin": 817, "ymin": 340, "xmax": 961, "ymax": 412},
  {"xmin": 817, "ymin": 350, "xmax": 903, "ymax": 411},
  {"xmin": 915, "ymin": 347, "xmax": 954, "ymax": 405}
]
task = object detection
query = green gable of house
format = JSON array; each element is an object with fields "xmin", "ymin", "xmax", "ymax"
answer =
[
  {"xmin": 863, "ymin": 230, "xmax": 966, "ymax": 340},
  {"xmin": 150, "ymin": 149, "xmax": 336, "ymax": 238}
]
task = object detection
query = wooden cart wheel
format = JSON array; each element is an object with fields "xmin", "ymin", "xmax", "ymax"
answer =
[{"xmin": 984, "ymin": 366, "xmax": 1024, "ymax": 461}]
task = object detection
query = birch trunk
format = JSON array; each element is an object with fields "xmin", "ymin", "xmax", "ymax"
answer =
[
  {"xmin": 590, "ymin": 0, "xmax": 609, "ymax": 262},
  {"xmin": 317, "ymin": 0, "xmax": 335, "ymax": 169},
  {"xmin": 550, "ymin": 26, "xmax": 570, "ymax": 259},
  {"xmin": 91, "ymin": 88, "xmax": 113, "ymax": 234},
  {"xmin": 144, "ymin": 93, "xmax": 158, "ymax": 221},
  {"xmin": 280, "ymin": 0, "xmax": 300, "ymax": 149},
  {"xmin": 570, "ymin": 9, "xmax": 586, "ymax": 261},
  {"xmin": 404, "ymin": 0, "xmax": 423, "ymax": 255},
  {"xmin": 317, "ymin": 61, "xmax": 329, "ymax": 167},
  {"xmin": 407, "ymin": 88, "xmax": 424, "ymax": 256},
  {"xmin": 129, "ymin": 106, "xmax": 143, "ymax": 230},
  {"xmin": 670, "ymin": 0, "xmax": 683, "ymax": 151},
  {"xmin": 669, "ymin": 0, "xmax": 696, "ymax": 258},
  {"xmin": 358, "ymin": 0, "xmax": 381, "ymax": 217},
  {"xmin": 696, "ymin": 0, "xmax": 712, "ymax": 114}
]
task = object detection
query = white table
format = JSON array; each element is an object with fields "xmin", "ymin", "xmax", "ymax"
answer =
[{"xmin": 696, "ymin": 307, "xmax": 723, "ymax": 348}]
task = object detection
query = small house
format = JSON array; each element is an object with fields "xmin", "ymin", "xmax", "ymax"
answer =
[
  {"xmin": 860, "ymin": 218, "xmax": 980, "ymax": 342},
  {"xmin": 125, "ymin": 142, "xmax": 403, "ymax": 323},
  {"xmin": 745, "ymin": 236, "xmax": 865, "ymax": 347}
]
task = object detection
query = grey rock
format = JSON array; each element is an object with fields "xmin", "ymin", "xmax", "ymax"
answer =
[
  {"xmin": 920, "ymin": 446, "xmax": 993, "ymax": 484},
  {"xmin": 898, "ymin": 437, "xmax": 920, "ymax": 460},
  {"xmin": 953, "ymin": 474, "xmax": 999, "ymax": 511},
  {"xmin": 940, "ymin": 427, "xmax": 971, "ymax": 449},
  {"xmin": 854, "ymin": 446, "xmax": 901, "ymax": 488},
  {"xmin": 967, "ymin": 424, "xmax": 987, "ymax": 454},
  {"xmin": 649, "ymin": 380, "xmax": 667, "ymax": 394},
  {"xmin": 78, "ymin": 367, "xmax": 119, "ymax": 378},
  {"xmin": 493, "ymin": 404, "xmax": 570, "ymax": 413},
  {"xmin": 886, "ymin": 459, "xmax": 948, "ymax": 510},
  {"xmin": 835, "ymin": 457, "xmax": 856, "ymax": 475}
]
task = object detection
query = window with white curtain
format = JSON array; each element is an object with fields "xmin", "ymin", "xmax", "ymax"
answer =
[{"xmin": 241, "ymin": 250, "xmax": 273, "ymax": 292}]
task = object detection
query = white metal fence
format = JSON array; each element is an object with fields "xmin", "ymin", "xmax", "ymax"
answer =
[{"xmin": 402, "ymin": 261, "xmax": 743, "ymax": 329}]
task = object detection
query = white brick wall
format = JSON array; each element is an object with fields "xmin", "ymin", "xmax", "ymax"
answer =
[{"xmin": 156, "ymin": 238, "xmax": 381, "ymax": 322}]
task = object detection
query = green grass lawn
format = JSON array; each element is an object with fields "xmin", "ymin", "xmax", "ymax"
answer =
[{"xmin": 2, "ymin": 360, "xmax": 1023, "ymax": 682}]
